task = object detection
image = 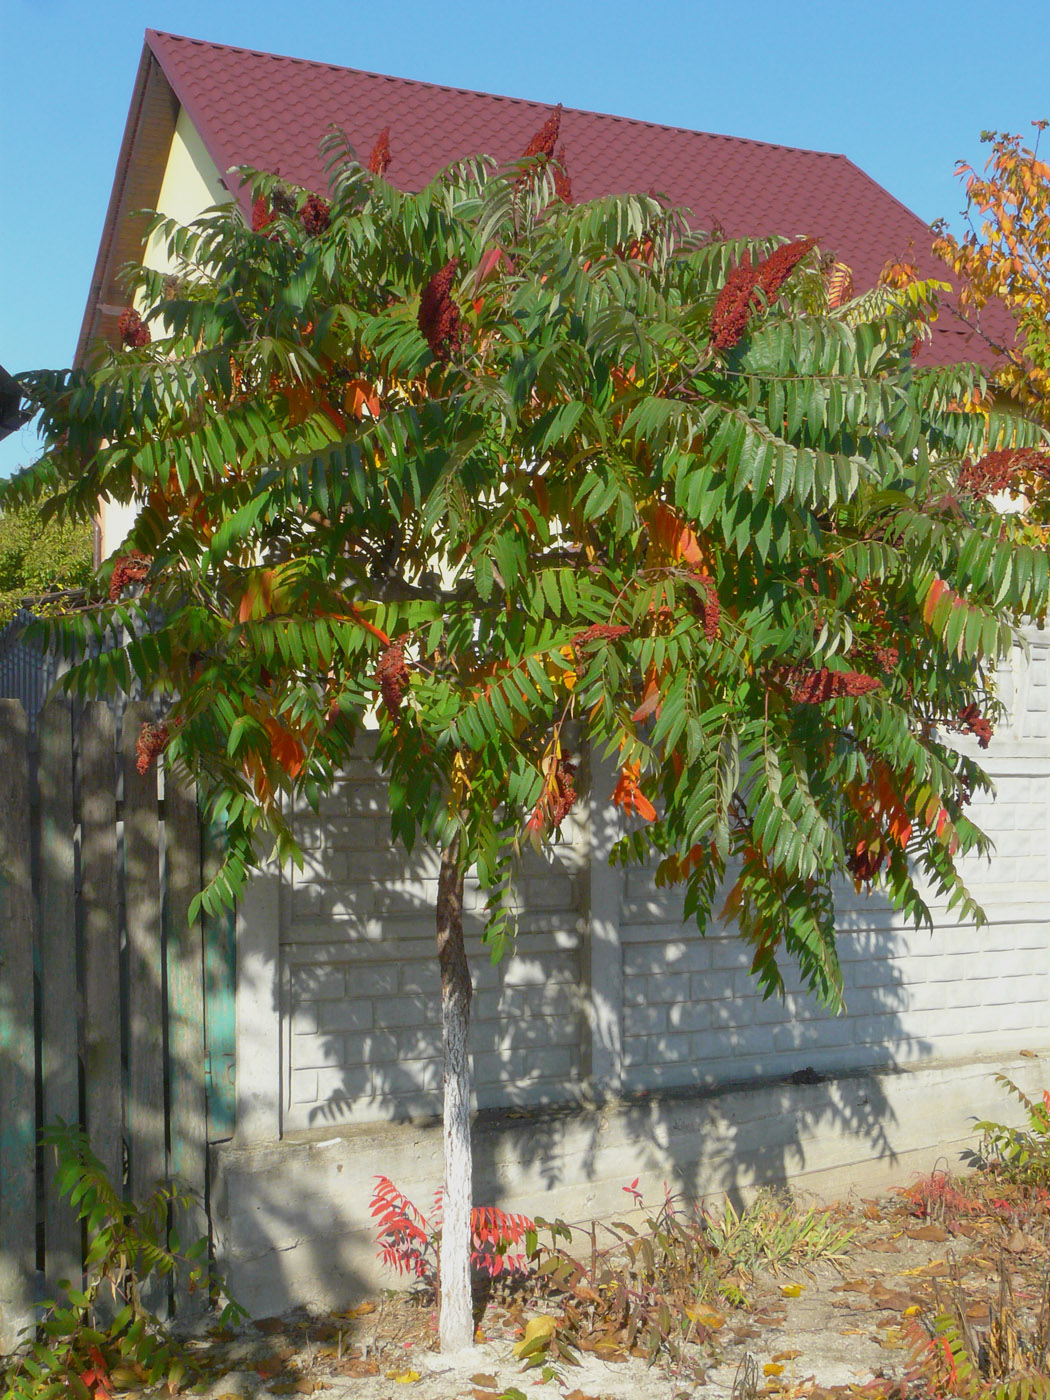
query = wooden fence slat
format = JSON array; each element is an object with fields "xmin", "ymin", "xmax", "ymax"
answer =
[
  {"xmin": 38, "ymin": 700, "xmax": 80, "ymax": 1294},
  {"xmin": 80, "ymin": 703, "xmax": 122, "ymax": 1190},
  {"xmin": 165, "ymin": 773, "xmax": 208, "ymax": 1295},
  {"xmin": 0, "ymin": 701, "xmax": 39, "ymax": 1349},
  {"xmin": 122, "ymin": 703, "xmax": 165, "ymax": 1208}
]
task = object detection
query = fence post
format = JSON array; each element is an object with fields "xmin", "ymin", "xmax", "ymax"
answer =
[
  {"xmin": 38, "ymin": 699, "xmax": 80, "ymax": 1295},
  {"xmin": 80, "ymin": 703, "xmax": 122, "ymax": 1189},
  {"xmin": 122, "ymin": 703, "xmax": 165, "ymax": 1207},
  {"xmin": 165, "ymin": 772, "xmax": 207, "ymax": 1302},
  {"xmin": 0, "ymin": 701, "xmax": 38, "ymax": 1349}
]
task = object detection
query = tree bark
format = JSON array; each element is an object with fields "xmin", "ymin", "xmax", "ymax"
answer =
[{"xmin": 436, "ymin": 837, "xmax": 473, "ymax": 1352}]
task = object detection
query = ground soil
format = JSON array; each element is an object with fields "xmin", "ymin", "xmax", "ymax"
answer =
[{"xmin": 184, "ymin": 1168, "xmax": 1050, "ymax": 1400}]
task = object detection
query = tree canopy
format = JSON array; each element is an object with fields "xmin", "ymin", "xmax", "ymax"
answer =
[
  {"xmin": 934, "ymin": 122, "xmax": 1050, "ymax": 421},
  {"xmin": 0, "ymin": 502, "xmax": 93, "ymax": 625},
  {"xmin": 6, "ymin": 131, "xmax": 1048, "ymax": 997}
]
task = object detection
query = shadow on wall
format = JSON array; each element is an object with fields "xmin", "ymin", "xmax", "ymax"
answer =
[{"xmin": 211, "ymin": 732, "xmax": 940, "ymax": 1319}]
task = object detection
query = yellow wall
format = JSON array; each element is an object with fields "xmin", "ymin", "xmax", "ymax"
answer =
[
  {"xmin": 101, "ymin": 111, "xmax": 230, "ymax": 557},
  {"xmin": 144, "ymin": 107, "xmax": 231, "ymax": 275}
]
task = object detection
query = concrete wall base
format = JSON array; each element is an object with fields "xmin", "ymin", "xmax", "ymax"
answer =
[{"xmin": 210, "ymin": 1049, "xmax": 1049, "ymax": 1317}]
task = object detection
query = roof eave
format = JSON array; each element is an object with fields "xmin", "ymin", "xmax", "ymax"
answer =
[{"xmin": 75, "ymin": 42, "xmax": 179, "ymax": 367}]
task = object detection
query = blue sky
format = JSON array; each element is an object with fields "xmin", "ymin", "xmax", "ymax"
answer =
[{"xmin": 2, "ymin": 0, "xmax": 1048, "ymax": 478}]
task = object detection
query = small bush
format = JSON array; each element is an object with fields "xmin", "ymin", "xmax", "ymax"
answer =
[{"xmin": 0, "ymin": 1122, "xmax": 244, "ymax": 1400}]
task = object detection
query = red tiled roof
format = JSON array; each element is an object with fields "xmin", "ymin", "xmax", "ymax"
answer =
[{"xmin": 121, "ymin": 32, "xmax": 1010, "ymax": 368}]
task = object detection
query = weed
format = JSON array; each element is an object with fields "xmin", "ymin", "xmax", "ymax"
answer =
[
  {"xmin": 973, "ymin": 1076, "xmax": 1050, "ymax": 1188},
  {"xmin": 699, "ymin": 1188, "xmax": 855, "ymax": 1274},
  {"xmin": 370, "ymin": 1175, "xmax": 536, "ymax": 1284},
  {"xmin": 0, "ymin": 1122, "xmax": 243, "ymax": 1400},
  {"xmin": 904, "ymin": 1256, "xmax": 1050, "ymax": 1399}
]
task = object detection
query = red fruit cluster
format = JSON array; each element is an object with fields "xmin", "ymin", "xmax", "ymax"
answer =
[
  {"xmin": 958, "ymin": 703, "xmax": 993, "ymax": 748},
  {"xmin": 300, "ymin": 195, "xmax": 331, "ymax": 236},
  {"xmin": 786, "ymin": 668, "xmax": 882, "ymax": 704},
  {"xmin": 418, "ymin": 260, "xmax": 464, "ymax": 362},
  {"xmin": 709, "ymin": 260, "xmax": 758, "ymax": 352},
  {"xmin": 710, "ymin": 237, "xmax": 818, "ymax": 352},
  {"xmin": 553, "ymin": 145, "xmax": 573, "ymax": 203},
  {"xmin": 251, "ymin": 196, "xmax": 275, "ymax": 232},
  {"xmin": 550, "ymin": 759, "xmax": 578, "ymax": 828},
  {"xmin": 570, "ymin": 622, "xmax": 631, "ymax": 652},
  {"xmin": 522, "ymin": 104, "xmax": 562, "ymax": 161},
  {"xmin": 692, "ymin": 573, "xmax": 720, "ymax": 640},
  {"xmin": 117, "ymin": 308, "xmax": 150, "ymax": 348},
  {"xmin": 847, "ymin": 843, "xmax": 885, "ymax": 887},
  {"xmin": 959, "ymin": 448, "xmax": 1050, "ymax": 497},
  {"xmin": 135, "ymin": 721, "xmax": 168, "ymax": 776},
  {"xmin": 758, "ymin": 237, "xmax": 819, "ymax": 300},
  {"xmin": 376, "ymin": 640, "xmax": 410, "ymax": 718},
  {"xmin": 108, "ymin": 550, "xmax": 152, "ymax": 600},
  {"xmin": 369, "ymin": 127, "xmax": 392, "ymax": 176},
  {"xmin": 872, "ymin": 644, "xmax": 899, "ymax": 674}
]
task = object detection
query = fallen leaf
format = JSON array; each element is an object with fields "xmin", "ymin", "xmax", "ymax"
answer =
[
  {"xmin": 685, "ymin": 1306, "xmax": 726, "ymax": 1330},
  {"xmin": 772, "ymin": 1350, "xmax": 802, "ymax": 1362},
  {"xmin": 1020, "ymin": 1049, "xmax": 1039, "ymax": 1057},
  {"xmin": 764, "ymin": 1363, "xmax": 785, "ymax": 1376},
  {"xmin": 780, "ymin": 1284, "xmax": 803, "ymax": 1298},
  {"xmin": 1004, "ymin": 1228, "xmax": 1030, "ymax": 1254},
  {"xmin": 834, "ymin": 1279, "xmax": 872, "ymax": 1294},
  {"xmin": 906, "ymin": 1224, "xmax": 949, "ymax": 1242},
  {"xmin": 902, "ymin": 1261, "xmax": 949, "ymax": 1277},
  {"xmin": 512, "ymin": 1315, "xmax": 558, "ymax": 1357},
  {"xmin": 563, "ymin": 1391, "xmax": 601, "ymax": 1400},
  {"xmin": 384, "ymin": 1369, "xmax": 421, "ymax": 1383},
  {"xmin": 253, "ymin": 1317, "xmax": 287, "ymax": 1334},
  {"xmin": 470, "ymin": 1376, "xmax": 498, "ymax": 1388},
  {"xmin": 904, "ymin": 1305, "xmax": 923, "ymax": 1317},
  {"xmin": 344, "ymin": 1301, "xmax": 376, "ymax": 1318},
  {"xmin": 338, "ymin": 1359, "xmax": 379, "ymax": 1377}
]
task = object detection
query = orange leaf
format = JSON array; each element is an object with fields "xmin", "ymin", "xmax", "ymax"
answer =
[
  {"xmin": 631, "ymin": 675, "xmax": 662, "ymax": 723},
  {"xmin": 611, "ymin": 761, "xmax": 657, "ymax": 822},
  {"xmin": 238, "ymin": 569, "xmax": 274, "ymax": 623},
  {"xmin": 264, "ymin": 717, "xmax": 306, "ymax": 778},
  {"xmin": 648, "ymin": 502, "xmax": 704, "ymax": 567},
  {"xmin": 344, "ymin": 378, "xmax": 380, "ymax": 420},
  {"xmin": 922, "ymin": 577, "xmax": 948, "ymax": 627}
]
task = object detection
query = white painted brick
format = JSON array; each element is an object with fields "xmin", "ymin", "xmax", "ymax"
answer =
[
  {"xmin": 290, "ymin": 1069, "xmax": 318, "ymax": 1103},
  {"xmin": 313, "ymin": 1065, "xmax": 372, "ymax": 1100},
  {"xmin": 318, "ymin": 1000, "xmax": 374, "ymax": 1032},
  {"xmin": 290, "ymin": 967, "xmax": 345, "ymax": 1000},
  {"xmin": 395, "ymin": 1026, "xmax": 442, "ymax": 1059},
  {"xmin": 322, "ymin": 817, "xmax": 393, "ymax": 850},
  {"xmin": 624, "ymin": 1005, "xmax": 667, "ymax": 1036},
  {"xmin": 343, "ymin": 1031, "xmax": 399, "ymax": 1064},
  {"xmin": 667, "ymin": 1001, "xmax": 712, "ymax": 1033},
  {"xmin": 290, "ymin": 1006, "xmax": 319, "ymax": 1036},
  {"xmin": 380, "ymin": 994, "xmax": 440, "ymax": 1027}
]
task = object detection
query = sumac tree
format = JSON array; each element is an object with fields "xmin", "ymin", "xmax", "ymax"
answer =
[{"xmin": 5, "ymin": 125, "xmax": 1049, "ymax": 1349}]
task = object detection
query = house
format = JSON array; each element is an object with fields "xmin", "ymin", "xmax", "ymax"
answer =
[{"xmin": 72, "ymin": 31, "xmax": 1050, "ymax": 1318}]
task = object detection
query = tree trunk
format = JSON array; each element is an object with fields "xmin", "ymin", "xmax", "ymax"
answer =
[{"xmin": 436, "ymin": 837, "xmax": 473, "ymax": 1352}]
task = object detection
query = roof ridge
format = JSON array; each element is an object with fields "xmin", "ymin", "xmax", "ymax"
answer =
[{"xmin": 144, "ymin": 28, "xmax": 849, "ymax": 165}]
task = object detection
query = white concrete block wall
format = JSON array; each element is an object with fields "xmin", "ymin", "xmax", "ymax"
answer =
[
  {"xmin": 280, "ymin": 746, "xmax": 587, "ymax": 1132},
  {"xmin": 271, "ymin": 635, "xmax": 1050, "ymax": 1135}
]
